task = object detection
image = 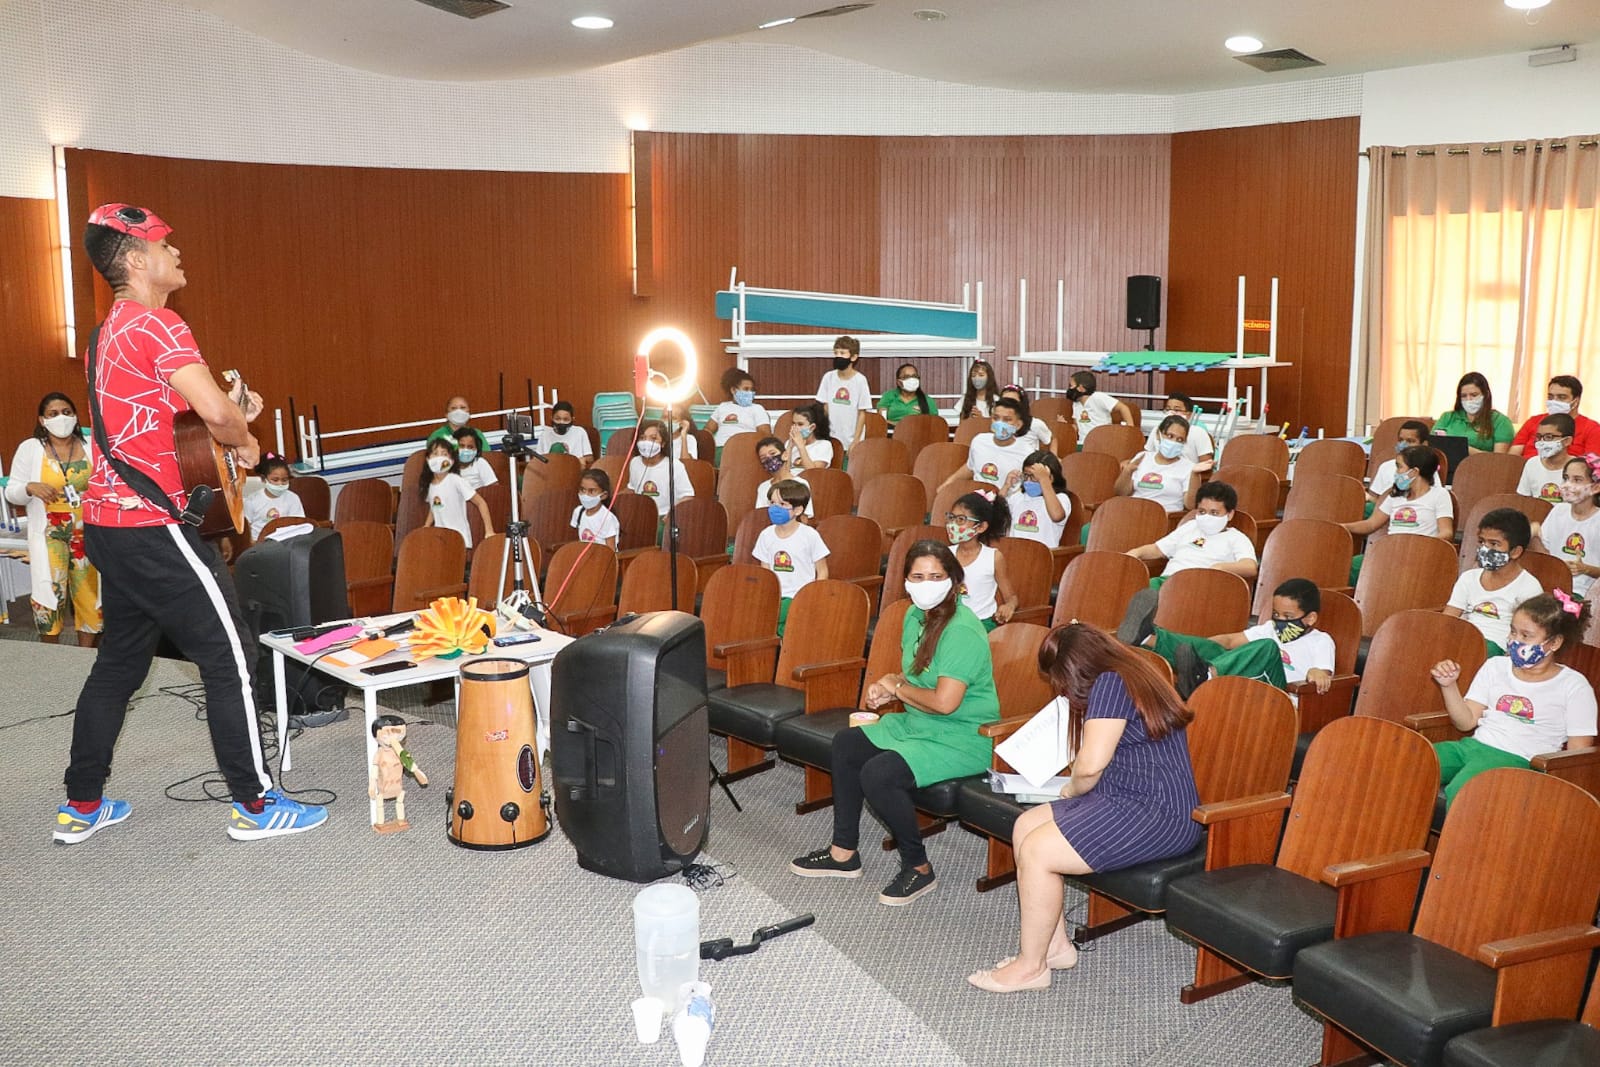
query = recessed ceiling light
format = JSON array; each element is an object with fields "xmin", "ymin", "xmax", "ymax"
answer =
[
  {"xmin": 758, "ymin": 16, "xmax": 797, "ymax": 28},
  {"xmin": 571, "ymin": 15, "xmax": 614, "ymax": 30},
  {"xmin": 1224, "ymin": 35, "xmax": 1263, "ymax": 53},
  {"xmin": 1504, "ymin": 0, "xmax": 1551, "ymax": 9},
  {"xmin": 912, "ymin": 8, "xmax": 948, "ymax": 20}
]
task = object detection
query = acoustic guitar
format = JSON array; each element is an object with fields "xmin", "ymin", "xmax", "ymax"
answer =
[{"xmin": 173, "ymin": 369, "xmax": 249, "ymax": 536}]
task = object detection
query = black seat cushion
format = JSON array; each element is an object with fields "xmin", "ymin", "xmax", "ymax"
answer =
[
  {"xmin": 1078, "ymin": 839, "xmax": 1207, "ymax": 914},
  {"xmin": 1295, "ymin": 931, "xmax": 1496, "ymax": 1067},
  {"xmin": 707, "ymin": 684, "xmax": 805, "ymax": 746},
  {"xmin": 1443, "ymin": 1018, "xmax": 1600, "ymax": 1067},
  {"xmin": 1165, "ymin": 864, "xmax": 1337, "ymax": 979},
  {"xmin": 956, "ymin": 777, "xmax": 1030, "ymax": 838},
  {"xmin": 773, "ymin": 708, "xmax": 857, "ymax": 769},
  {"xmin": 912, "ymin": 776, "xmax": 977, "ymax": 819},
  {"xmin": 706, "ymin": 668, "xmax": 726, "ymax": 693}
]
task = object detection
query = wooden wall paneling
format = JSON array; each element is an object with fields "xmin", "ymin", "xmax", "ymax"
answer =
[
  {"xmin": 0, "ymin": 195, "xmax": 79, "ymax": 452},
  {"xmin": 1165, "ymin": 119, "xmax": 1360, "ymax": 437}
]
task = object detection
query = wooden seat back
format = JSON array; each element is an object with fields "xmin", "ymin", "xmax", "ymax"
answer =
[
  {"xmin": 930, "ymin": 479, "xmax": 987, "ymax": 528},
  {"xmin": 700, "ymin": 563, "xmax": 780, "ymax": 676},
  {"xmin": 393, "ymin": 527, "xmax": 467, "ymax": 612},
  {"xmin": 1282, "ymin": 473, "xmax": 1367, "ymax": 524},
  {"xmin": 858, "ymin": 474, "xmax": 928, "ymax": 546},
  {"xmin": 860, "ymin": 411, "xmax": 889, "ymax": 440},
  {"xmin": 860, "ymin": 599, "xmax": 912, "ymax": 708},
  {"xmin": 1292, "ymin": 439, "xmax": 1366, "ymax": 481},
  {"xmin": 617, "ymin": 548, "xmax": 697, "ymax": 615},
  {"xmin": 1253, "ymin": 519, "xmax": 1354, "ymax": 620},
  {"xmin": 288, "ymin": 475, "xmax": 331, "ymax": 522},
  {"xmin": 466, "ymin": 532, "xmax": 540, "ymax": 609},
  {"xmin": 467, "ymin": 482, "xmax": 511, "ymax": 552},
  {"xmin": 1316, "ymin": 590, "xmax": 1362, "ymax": 677},
  {"xmin": 681, "ymin": 457, "xmax": 715, "ymax": 502},
  {"xmin": 545, "ymin": 541, "xmax": 619, "ymax": 636},
  {"xmin": 1354, "ymin": 533, "xmax": 1459, "ymax": 635},
  {"xmin": 1520, "ymin": 548, "xmax": 1575, "ymax": 593},
  {"xmin": 913, "ymin": 442, "xmax": 971, "ymax": 511},
  {"xmin": 995, "ymin": 536, "xmax": 1054, "ymax": 626},
  {"xmin": 338, "ymin": 519, "xmax": 395, "ymax": 617},
  {"xmin": 774, "ymin": 580, "xmax": 871, "ymax": 692},
  {"xmin": 988, "ymin": 622, "xmax": 1054, "ymax": 715},
  {"xmin": 890, "ymin": 414, "xmax": 950, "ymax": 466},
  {"xmin": 1213, "ymin": 464, "xmax": 1280, "ymax": 529},
  {"xmin": 1131, "ymin": 645, "xmax": 1175, "ymax": 685},
  {"xmin": 717, "ymin": 432, "xmax": 761, "ymax": 469},
  {"xmin": 1154, "ymin": 568, "xmax": 1252, "ymax": 636},
  {"xmin": 802, "ymin": 468, "xmax": 854, "ymax": 520},
  {"xmin": 1083, "ymin": 424, "xmax": 1145, "ymax": 463},
  {"xmin": 847, "ymin": 438, "xmax": 912, "ymax": 504},
  {"xmin": 524, "ymin": 485, "xmax": 580, "ymax": 561},
  {"xmin": 674, "ymin": 495, "xmax": 729, "ymax": 590},
  {"xmin": 1061, "ymin": 450, "xmax": 1121, "ymax": 510},
  {"xmin": 954, "ymin": 416, "xmax": 991, "ymax": 447},
  {"xmin": 1354, "ymin": 610, "xmax": 1487, "ymax": 724},
  {"xmin": 1220, "ymin": 434, "xmax": 1290, "ymax": 480},
  {"xmin": 817, "ymin": 514, "xmax": 885, "ymax": 601},
  {"xmin": 1053, "ymin": 550, "xmax": 1151, "ymax": 631},
  {"xmin": 1451, "ymin": 451, "xmax": 1527, "ymax": 519},
  {"xmin": 394, "ymin": 451, "xmax": 430, "ymax": 543},
  {"xmin": 715, "ymin": 455, "xmax": 766, "ymax": 530},
  {"xmin": 610, "ymin": 491, "xmax": 660, "ymax": 553},
  {"xmin": 334, "ymin": 477, "xmax": 395, "ymax": 526},
  {"xmin": 1457, "ymin": 492, "xmax": 1553, "ymax": 571},
  {"xmin": 730, "ymin": 507, "xmax": 771, "ymax": 566},
  {"xmin": 1186, "ymin": 676, "xmax": 1298, "ymax": 803},
  {"xmin": 1365, "ymin": 416, "xmax": 1433, "ymax": 479},
  {"xmin": 521, "ymin": 452, "xmax": 583, "ymax": 500},
  {"xmin": 590, "ymin": 454, "xmax": 628, "ymax": 495},
  {"xmin": 1085, "ymin": 496, "xmax": 1169, "ymax": 554}
]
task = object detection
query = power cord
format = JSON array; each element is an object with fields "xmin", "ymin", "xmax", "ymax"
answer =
[{"xmin": 681, "ymin": 859, "xmax": 736, "ymax": 892}]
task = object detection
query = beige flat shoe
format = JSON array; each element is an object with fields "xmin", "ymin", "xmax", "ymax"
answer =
[
  {"xmin": 967, "ymin": 964, "xmax": 1051, "ymax": 993},
  {"xmin": 993, "ymin": 947, "xmax": 1078, "ymax": 972}
]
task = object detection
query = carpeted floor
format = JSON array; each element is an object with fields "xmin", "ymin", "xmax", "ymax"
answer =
[{"xmin": 0, "ymin": 637, "xmax": 1329, "ymax": 1066}]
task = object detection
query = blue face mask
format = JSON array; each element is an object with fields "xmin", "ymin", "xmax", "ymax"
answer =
[
  {"xmin": 798, "ymin": 425, "xmax": 813, "ymax": 439},
  {"xmin": 457, "ymin": 449, "xmax": 477, "ymax": 464},
  {"xmin": 1022, "ymin": 480, "xmax": 1044, "ymax": 498},
  {"xmin": 1156, "ymin": 437, "xmax": 1185, "ymax": 459},
  {"xmin": 733, "ymin": 389, "xmax": 754, "ymax": 407},
  {"xmin": 767, "ymin": 503, "xmax": 794, "ymax": 526},
  {"xmin": 991, "ymin": 421, "xmax": 1016, "ymax": 442},
  {"xmin": 1393, "ymin": 472, "xmax": 1415, "ymax": 491},
  {"xmin": 1507, "ymin": 639, "xmax": 1549, "ymax": 669}
]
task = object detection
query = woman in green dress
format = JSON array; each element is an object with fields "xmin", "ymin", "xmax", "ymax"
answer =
[
  {"xmin": 789, "ymin": 540, "xmax": 998, "ymax": 907},
  {"xmin": 876, "ymin": 362, "xmax": 936, "ymax": 426},
  {"xmin": 1432, "ymin": 372, "xmax": 1513, "ymax": 454}
]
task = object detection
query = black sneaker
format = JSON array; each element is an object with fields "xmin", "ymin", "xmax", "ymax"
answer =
[
  {"xmin": 1172, "ymin": 643, "xmax": 1211, "ymax": 700},
  {"xmin": 790, "ymin": 847, "xmax": 863, "ymax": 879},
  {"xmin": 878, "ymin": 866, "xmax": 937, "ymax": 906}
]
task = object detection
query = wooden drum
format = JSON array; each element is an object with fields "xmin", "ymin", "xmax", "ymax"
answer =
[{"xmin": 448, "ymin": 658, "xmax": 549, "ymax": 849}]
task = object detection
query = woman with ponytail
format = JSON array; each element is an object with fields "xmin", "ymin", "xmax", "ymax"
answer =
[
  {"xmin": 789, "ymin": 541, "xmax": 999, "ymax": 907},
  {"xmin": 970, "ymin": 623, "xmax": 1200, "ymax": 993}
]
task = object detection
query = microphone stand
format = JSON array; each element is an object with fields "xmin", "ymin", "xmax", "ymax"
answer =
[{"xmin": 494, "ymin": 421, "xmax": 545, "ymax": 627}]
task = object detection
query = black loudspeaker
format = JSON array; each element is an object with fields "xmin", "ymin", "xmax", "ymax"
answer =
[
  {"xmin": 551, "ymin": 611, "xmax": 710, "ymax": 882},
  {"xmin": 234, "ymin": 528, "xmax": 350, "ymax": 711},
  {"xmin": 1127, "ymin": 275, "xmax": 1162, "ymax": 331}
]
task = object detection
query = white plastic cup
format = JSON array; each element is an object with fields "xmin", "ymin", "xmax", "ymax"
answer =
[
  {"xmin": 673, "ymin": 982, "xmax": 715, "ymax": 1067},
  {"xmin": 632, "ymin": 997, "xmax": 665, "ymax": 1044}
]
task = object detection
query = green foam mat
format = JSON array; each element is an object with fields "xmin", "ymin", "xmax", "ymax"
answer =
[{"xmin": 1094, "ymin": 351, "xmax": 1242, "ymax": 373}]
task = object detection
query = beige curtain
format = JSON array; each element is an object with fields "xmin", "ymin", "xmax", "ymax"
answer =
[
  {"xmin": 1519, "ymin": 138, "xmax": 1600, "ymax": 422},
  {"xmin": 1362, "ymin": 140, "xmax": 1533, "ymax": 427}
]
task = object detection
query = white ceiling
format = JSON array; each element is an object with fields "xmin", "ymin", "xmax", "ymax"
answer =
[{"xmin": 182, "ymin": 0, "xmax": 1600, "ymax": 92}]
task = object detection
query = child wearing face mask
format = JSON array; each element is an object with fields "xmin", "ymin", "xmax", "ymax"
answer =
[
  {"xmin": 428, "ymin": 396, "xmax": 488, "ymax": 455},
  {"xmin": 785, "ymin": 403, "xmax": 835, "ymax": 476},
  {"xmin": 960, "ymin": 360, "xmax": 1001, "ymax": 420},
  {"xmin": 1516, "ymin": 413, "xmax": 1573, "ymax": 504},
  {"xmin": 534, "ymin": 401, "xmax": 594, "ymax": 463},
  {"xmin": 419, "ymin": 439, "xmax": 492, "ymax": 548},
  {"xmin": 451, "ymin": 427, "xmax": 499, "ymax": 492},
  {"xmin": 626, "ymin": 419, "xmax": 694, "ymax": 518},
  {"xmin": 999, "ymin": 385, "xmax": 1053, "ymax": 451},
  {"xmin": 816, "ymin": 335, "xmax": 873, "ymax": 452},
  {"xmin": 1444, "ymin": 509, "xmax": 1543, "ymax": 658},
  {"xmin": 946, "ymin": 490, "xmax": 1017, "ymax": 632},
  {"xmin": 1430, "ymin": 592, "xmax": 1597, "ymax": 808},
  {"xmin": 1067, "ymin": 371, "xmax": 1138, "ymax": 432},
  {"xmin": 1343, "ymin": 446, "xmax": 1455, "ymax": 584},
  {"xmin": 569, "ymin": 469, "xmax": 619, "ymax": 550},
  {"xmin": 877, "ymin": 363, "xmax": 935, "ymax": 425},
  {"xmin": 1003, "ymin": 451, "xmax": 1072, "ymax": 548},
  {"xmin": 753, "ymin": 479, "xmax": 830, "ymax": 635},
  {"xmin": 1115, "ymin": 415, "xmax": 1210, "ymax": 515},
  {"xmin": 1534, "ymin": 455, "xmax": 1600, "ymax": 598},
  {"xmin": 707, "ymin": 369, "xmax": 773, "ymax": 452},
  {"xmin": 1432, "ymin": 372, "xmax": 1513, "ymax": 454},
  {"xmin": 754, "ymin": 435, "xmax": 814, "ymax": 516},
  {"xmin": 1147, "ymin": 579, "xmax": 1336, "ymax": 701},
  {"xmin": 243, "ymin": 455, "xmax": 308, "ymax": 542},
  {"xmin": 1123, "ymin": 481, "xmax": 1259, "ymax": 588},
  {"xmin": 942, "ymin": 397, "xmax": 1028, "ymax": 493},
  {"xmin": 1366, "ymin": 420, "xmax": 1440, "ymax": 504},
  {"xmin": 1143, "ymin": 392, "xmax": 1214, "ymax": 464}
]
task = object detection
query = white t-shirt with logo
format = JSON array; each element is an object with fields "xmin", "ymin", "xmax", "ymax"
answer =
[
  {"xmin": 708, "ymin": 401, "xmax": 773, "ymax": 446},
  {"xmin": 785, "ymin": 438, "xmax": 835, "ymax": 478},
  {"xmin": 753, "ymin": 523, "xmax": 830, "ymax": 600},
  {"xmin": 243, "ymin": 488, "xmax": 306, "ymax": 542},
  {"xmin": 457, "ymin": 456, "xmax": 499, "ymax": 492},
  {"xmin": 626, "ymin": 456, "xmax": 694, "ymax": 516},
  {"xmin": 1466, "ymin": 657, "xmax": 1598, "ymax": 761},
  {"xmin": 1369, "ymin": 457, "xmax": 1443, "ymax": 497},
  {"xmin": 534, "ymin": 425, "xmax": 593, "ymax": 459},
  {"xmin": 1378, "ymin": 484, "xmax": 1454, "ymax": 537},
  {"xmin": 1540, "ymin": 503, "xmax": 1600, "ymax": 598},
  {"xmin": 815, "ymin": 371, "xmax": 873, "ymax": 444},
  {"xmin": 1073, "ymin": 392, "xmax": 1118, "ymax": 431},
  {"xmin": 1240, "ymin": 622, "xmax": 1336, "ymax": 686},
  {"xmin": 1516, "ymin": 456, "xmax": 1566, "ymax": 504},
  {"xmin": 1007, "ymin": 490, "xmax": 1072, "ymax": 548},
  {"xmin": 1155, "ymin": 520, "xmax": 1257, "ymax": 577},
  {"xmin": 1447, "ymin": 568, "xmax": 1545, "ymax": 649},
  {"xmin": 570, "ymin": 504, "xmax": 621, "ymax": 545},
  {"xmin": 1145, "ymin": 422, "xmax": 1214, "ymax": 463},
  {"xmin": 967, "ymin": 433, "xmax": 1028, "ymax": 490},
  {"xmin": 427, "ymin": 472, "xmax": 478, "ymax": 547},
  {"xmin": 1128, "ymin": 452, "xmax": 1195, "ymax": 513},
  {"xmin": 1020, "ymin": 417, "xmax": 1054, "ymax": 451}
]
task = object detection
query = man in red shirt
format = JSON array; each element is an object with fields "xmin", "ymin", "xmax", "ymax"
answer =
[
  {"xmin": 1510, "ymin": 375, "xmax": 1600, "ymax": 456},
  {"xmin": 55, "ymin": 204, "xmax": 327, "ymax": 844}
]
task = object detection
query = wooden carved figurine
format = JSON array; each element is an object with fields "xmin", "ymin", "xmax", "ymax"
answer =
[{"xmin": 370, "ymin": 714, "xmax": 428, "ymax": 832}]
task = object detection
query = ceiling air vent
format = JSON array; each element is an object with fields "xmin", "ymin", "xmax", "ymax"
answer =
[
  {"xmin": 798, "ymin": 4, "xmax": 875, "ymax": 19},
  {"xmin": 1235, "ymin": 48, "xmax": 1325, "ymax": 74},
  {"xmin": 412, "ymin": 0, "xmax": 511, "ymax": 19}
]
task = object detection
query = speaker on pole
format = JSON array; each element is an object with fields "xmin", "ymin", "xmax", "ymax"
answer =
[
  {"xmin": 550, "ymin": 611, "xmax": 710, "ymax": 882},
  {"xmin": 1126, "ymin": 275, "xmax": 1162, "ymax": 331}
]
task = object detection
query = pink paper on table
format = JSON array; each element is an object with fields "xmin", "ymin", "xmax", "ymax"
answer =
[{"xmin": 293, "ymin": 625, "xmax": 365, "ymax": 655}]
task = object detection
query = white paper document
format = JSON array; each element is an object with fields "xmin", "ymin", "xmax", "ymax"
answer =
[
  {"xmin": 992, "ymin": 696, "xmax": 1073, "ymax": 788},
  {"xmin": 986, "ymin": 772, "xmax": 1071, "ymax": 800}
]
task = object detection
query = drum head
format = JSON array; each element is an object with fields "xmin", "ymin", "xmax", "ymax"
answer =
[{"xmin": 459, "ymin": 657, "xmax": 532, "ymax": 682}]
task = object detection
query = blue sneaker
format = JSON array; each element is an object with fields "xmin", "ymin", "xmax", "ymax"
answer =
[
  {"xmin": 53, "ymin": 798, "xmax": 132, "ymax": 844},
  {"xmin": 226, "ymin": 788, "xmax": 329, "ymax": 841}
]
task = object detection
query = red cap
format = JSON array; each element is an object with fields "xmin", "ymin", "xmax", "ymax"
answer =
[{"xmin": 87, "ymin": 203, "xmax": 173, "ymax": 241}]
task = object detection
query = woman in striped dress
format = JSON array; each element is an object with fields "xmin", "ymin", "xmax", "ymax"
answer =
[{"xmin": 968, "ymin": 623, "xmax": 1200, "ymax": 992}]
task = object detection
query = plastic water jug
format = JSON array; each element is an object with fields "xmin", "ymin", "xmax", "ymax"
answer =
[{"xmin": 633, "ymin": 884, "xmax": 699, "ymax": 1010}]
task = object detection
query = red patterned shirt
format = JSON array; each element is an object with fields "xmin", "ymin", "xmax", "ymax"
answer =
[{"xmin": 82, "ymin": 300, "xmax": 206, "ymax": 528}]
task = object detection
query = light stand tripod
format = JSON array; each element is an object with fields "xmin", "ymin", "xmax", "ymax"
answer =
[{"xmin": 494, "ymin": 416, "xmax": 547, "ymax": 628}]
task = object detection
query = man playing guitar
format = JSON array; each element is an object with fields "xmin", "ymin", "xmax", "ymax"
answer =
[{"xmin": 55, "ymin": 203, "xmax": 327, "ymax": 843}]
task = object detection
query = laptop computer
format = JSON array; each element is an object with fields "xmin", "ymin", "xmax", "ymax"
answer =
[{"xmin": 1432, "ymin": 433, "xmax": 1471, "ymax": 484}]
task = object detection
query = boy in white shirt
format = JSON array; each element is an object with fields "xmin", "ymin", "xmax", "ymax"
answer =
[
  {"xmin": 1515, "ymin": 413, "xmax": 1573, "ymax": 504},
  {"xmin": 1067, "ymin": 371, "xmax": 1137, "ymax": 433},
  {"xmin": 452, "ymin": 427, "xmax": 499, "ymax": 492},
  {"xmin": 533, "ymin": 401, "xmax": 594, "ymax": 464},
  {"xmin": 1143, "ymin": 392, "xmax": 1215, "ymax": 464},
  {"xmin": 815, "ymin": 335, "xmax": 873, "ymax": 453},
  {"xmin": 938, "ymin": 397, "xmax": 1028, "ymax": 493},
  {"xmin": 1445, "ymin": 508, "xmax": 1545, "ymax": 657},
  {"xmin": 1367, "ymin": 420, "xmax": 1437, "ymax": 501},
  {"xmin": 752, "ymin": 479, "xmax": 830, "ymax": 636},
  {"xmin": 1152, "ymin": 579, "xmax": 1338, "ymax": 700},
  {"xmin": 1117, "ymin": 481, "xmax": 1259, "ymax": 645}
]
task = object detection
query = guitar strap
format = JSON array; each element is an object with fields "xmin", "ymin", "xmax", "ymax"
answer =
[{"xmin": 84, "ymin": 322, "xmax": 212, "ymax": 527}]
